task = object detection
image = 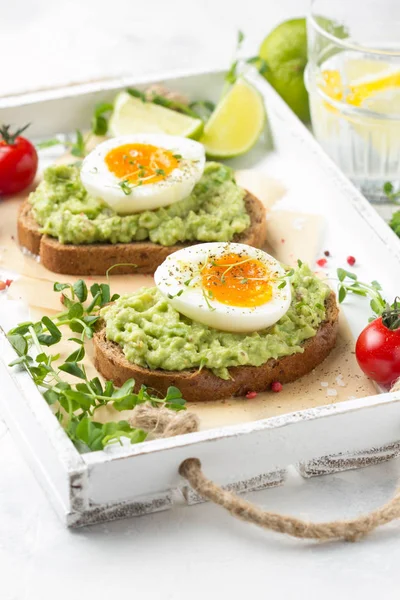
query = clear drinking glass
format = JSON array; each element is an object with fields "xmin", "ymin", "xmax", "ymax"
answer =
[{"xmin": 305, "ymin": 0, "xmax": 400, "ymax": 203}]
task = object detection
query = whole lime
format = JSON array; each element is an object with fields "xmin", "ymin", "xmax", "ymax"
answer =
[{"xmin": 259, "ymin": 18, "xmax": 310, "ymax": 122}]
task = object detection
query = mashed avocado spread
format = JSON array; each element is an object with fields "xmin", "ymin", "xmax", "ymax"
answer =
[
  {"xmin": 100, "ymin": 263, "xmax": 330, "ymax": 379},
  {"xmin": 29, "ymin": 162, "xmax": 250, "ymax": 246}
]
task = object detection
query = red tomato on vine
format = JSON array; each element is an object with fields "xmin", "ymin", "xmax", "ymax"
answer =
[
  {"xmin": 0, "ymin": 124, "xmax": 38, "ymax": 196},
  {"xmin": 356, "ymin": 300, "xmax": 400, "ymax": 387}
]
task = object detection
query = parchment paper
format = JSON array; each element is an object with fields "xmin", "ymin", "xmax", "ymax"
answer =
[{"xmin": 0, "ymin": 170, "xmax": 377, "ymax": 431}]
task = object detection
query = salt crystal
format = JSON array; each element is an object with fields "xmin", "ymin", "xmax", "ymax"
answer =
[
  {"xmin": 326, "ymin": 388, "xmax": 337, "ymax": 397},
  {"xmin": 336, "ymin": 375, "xmax": 346, "ymax": 387},
  {"xmin": 320, "ymin": 381, "xmax": 329, "ymax": 388}
]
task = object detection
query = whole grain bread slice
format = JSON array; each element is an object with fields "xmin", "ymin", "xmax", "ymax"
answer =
[
  {"xmin": 93, "ymin": 292, "xmax": 339, "ymax": 402},
  {"xmin": 17, "ymin": 191, "xmax": 266, "ymax": 275}
]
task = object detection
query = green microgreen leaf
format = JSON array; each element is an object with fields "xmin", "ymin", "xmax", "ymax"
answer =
[
  {"xmin": 112, "ymin": 378, "xmax": 135, "ymax": 399},
  {"xmin": 63, "ymin": 389, "xmax": 94, "ymax": 411},
  {"xmin": 70, "ymin": 130, "xmax": 86, "ymax": 158},
  {"xmin": 338, "ymin": 286, "xmax": 347, "ymax": 303},
  {"xmin": 37, "ymin": 317, "xmax": 62, "ymax": 346},
  {"xmin": 66, "ymin": 346, "xmax": 85, "ymax": 363},
  {"xmin": 73, "ymin": 280, "xmax": 88, "ymax": 302},
  {"xmin": 118, "ymin": 179, "xmax": 132, "ymax": 195},
  {"xmin": 337, "ymin": 267, "xmax": 387, "ymax": 319},
  {"xmin": 246, "ymin": 55, "xmax": 269, "ymax": 76},
  {"xmin": 225, "ymin": 60, "xmax": 238, "ymax": 84},
  {"xmin": 91, "ymin": 102, "xmax": 113, "ymax": 136},
  {"xmin": 384, "ymin": 181, "xmax": 400, "ymax": 203},
  {"xmin": 7, "ymin": 274, "xmax": 187, "ymax": 454},
  {"xmin": 36, "ymin": 138, "xmax": 63, "ymax": 150},
  {"xmin": 43, "ymin": 389, "xmax": 60, "ymax": 405},
  {"xmin": 54, "ymin": 282, "xmax": 71, "ymax": 292},
  {"xmin": 68, "ymin": 302, "xmax": 84, "ymax": 319},
  {"xmin": 59, "ymin": 362, "xmax": 86, "ymax": 379},
  {"xmin": 7, "ymin": 334, "xmax": 28, "ymax": 356},
  {"xmin": 126, "ymin": 87, "xmax": 146, "ymax": 101},
  {"xmin": 165, "ymin": 386, "xmax": 183, "ymax": 401},
  {"xmin": 8, "ymin": 321, "xmax": 34, "ymax": 336}
]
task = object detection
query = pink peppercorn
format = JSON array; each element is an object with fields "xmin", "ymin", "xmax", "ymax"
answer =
[
  {"xmin": 347, "ymin": 255, "xmax": 356, "ymax": 266},
  {"xmin": 245, "ymin": 391, "xmax": 257, "ymax": 399},
  {"xmin": 316, "ymin": 258, "xmax": 327, "ymax": 267},
  {"xmin": 271, "ymin": 381, "xmax": 283, "ymax": 393}
]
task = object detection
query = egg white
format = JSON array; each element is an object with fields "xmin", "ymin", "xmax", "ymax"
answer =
[
  {"xmin": 80, "ymin": 134, "xmax": 205, "ymax": 214},
  {"xmin": 154, "ymin": 242, "xmax": 292, "ymax": 333}
]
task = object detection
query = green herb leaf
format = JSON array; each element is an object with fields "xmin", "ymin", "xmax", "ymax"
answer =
[
  {"xmin": 104, "ymin": 380, "xmax": 115, "ymax": 397},
  {"xmin": 90, "ymin": 377, "xmax": 103, "ymax": 395},
  {"xmin": 43, "ymin": 389, "xmax": 60, "ymax": 405},
  {"xmin": 371, "ymin": 280, "xmax": 382, "ymax": 291},
  {"xmin": 112, "ymin": 394, "xmax": 138, "ymax": 412},
  {"xmin": 7, "ymin": 334, "xmax": 28, "ymax": 356},
  {"xmin": 225, "ymin": 60, "xmax": 238, "ymax": 84},
  {"xmin": 150, "ymin": 94, "xmax": 199, "ymax": 117},
  {"xmin": 165, "ymin": 386, "xmax": 183, "ymax": 401},
  {"xmin": 54, "ymin": 282, "xmax": 71, "ymax": 292},
  {"xmin": 38, "ymin": 317, "xmax": 62, "ymax": 346},
  {"xmin": 68, "ymin": 337, "xmax": 84, "ymax": 345},
  {"xmin": 63, "ymin": 389, "xmax": 93, "ymax": 411},
  {"xmin": 66, "ymin": 345, "xmax": 85, "ymax": 363},
  {"xmin": 75, "ymin": 418, "xmax": 105, "ymax": 451},
  {"xmin": 71, "ymin": 130, "xmax": 86, "ymax": 158},
  {"xmin": 338, "ymin": 285, "xmax": 347, "ymax": 303},
  {"xmin": 73, "ymin": 280, "xmax": 88, "ymax": 302},
  {"xmin": 68, "ymin": 302, "xmax": 84, "ymax": 319},
  {"xmin": 384, "ymin": 181, "xmax": 394, "ymax": 195},
  {"xmin": 91, "ymin": 102, "xmax": 113, "ymax": 136},
  {"xmin": 118, "ymin": 179, "xmax": 132, "ymax": 195},
  {"xmin": 112, "ymin": 378, "xmax": 135, "ymax": 399},
  {"xmin": 8, "ymin": 321, "xmax": 34, "ymax": 336},
  {"xmin": 36, "ymin": 138, "xmax": 63, "ymax": 150},
  {"xmin": 59, "ymin": 362, "xmax": 86, "ymax": 379},
  {"xmin": 246, "ymin": 56, "xmax": 269, "ymax": 76},
  {"xmin": 126, "ymin": 88, "xmax": 146, "ymax": 102}
]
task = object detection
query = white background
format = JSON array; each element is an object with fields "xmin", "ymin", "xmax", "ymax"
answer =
[{"xmin": 2, "ymin": 1, "xmax": 400, "ymax": 598}]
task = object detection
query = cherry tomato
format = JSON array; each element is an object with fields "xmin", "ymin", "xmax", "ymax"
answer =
[
  {"xmin": 0, "ymin": 124, "xmax": 38, "ymax": 196},
  {"xmin": 355, "ymin": 316, "xmax": 400, "ymax": 387}
]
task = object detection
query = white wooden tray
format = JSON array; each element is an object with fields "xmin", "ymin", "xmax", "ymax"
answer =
[{"xmin": 1, "ymin": 67, "xmax": 400, "ymax": 527}]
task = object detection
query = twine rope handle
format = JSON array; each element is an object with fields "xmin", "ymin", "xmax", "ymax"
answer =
[
  {"xmin": 129, "ymin": 404, "xmax": 400, "ymax": 542},
  {"xmin": 179, "ymin": 458, "xmax": 400, "ymax": 542}
]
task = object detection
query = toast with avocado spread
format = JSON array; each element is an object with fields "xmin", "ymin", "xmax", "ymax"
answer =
[
  {"xmin": 17, "ymin": 162, "xmax": 267, "ymax": 275},
  {"xmin": 92, "ymin": 264, "xmax": 339, "ymax": 402}
]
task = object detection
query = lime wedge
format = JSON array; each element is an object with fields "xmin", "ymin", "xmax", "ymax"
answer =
[
  {"xmin": 200, "ymin": 79, "xmax": 265, "ymax": 159},
  {"xmin": 109, "ymin": 92, "xmax": 204, "ymax": 139}
]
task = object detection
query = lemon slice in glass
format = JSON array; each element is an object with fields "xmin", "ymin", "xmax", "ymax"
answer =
[
  {"xmin": 109, "ymin": 92, "xmax": 204, "ymax": 139},
  {"xmin": 200, "ymin": 79, "xmax": 265, "ymax": 159}
]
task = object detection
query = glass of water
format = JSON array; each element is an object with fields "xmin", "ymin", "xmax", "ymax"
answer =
[{"xmin": 305, "ymin": 0, "xmax": 400, "ymax": 203}]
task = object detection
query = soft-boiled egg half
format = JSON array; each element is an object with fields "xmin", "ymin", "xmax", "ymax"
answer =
[
  {"xmin": 154, "ymin": 243, "xmax": 292, "ymax": 333},
  {"xmin": 80, "ymin": 134, "xmax": 205, "ymax": 214}
]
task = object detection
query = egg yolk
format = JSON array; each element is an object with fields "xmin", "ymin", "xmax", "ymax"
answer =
[
  {"xmin": 105, "ymin": 143, "xmax": 179, "ymax": 185},
  {"xmin": 201, "ymin": 253, "xmax": 274, "ymax": 308}
]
